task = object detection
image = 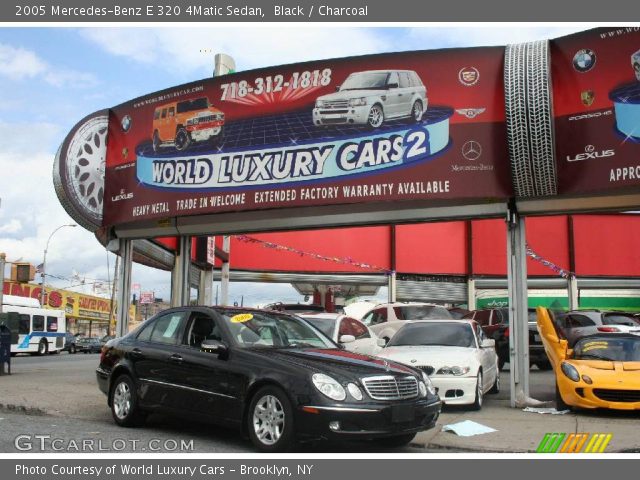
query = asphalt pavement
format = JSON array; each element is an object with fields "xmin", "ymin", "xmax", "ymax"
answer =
[{"xmin": 1, "ymin": 353, "xmax": 639, "ymax": 453}]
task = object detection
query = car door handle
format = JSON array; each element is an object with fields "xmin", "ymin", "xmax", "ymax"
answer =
[
  {"xmin": 168, "ymin": 354, "xmax": 183, "ymax": 364},
  {"xmin": 130, "ymin": 348, "xmax": 143, "ymax": 358}
]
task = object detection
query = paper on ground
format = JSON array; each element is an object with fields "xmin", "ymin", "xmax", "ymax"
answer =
[
  {"xmin": 523, "ymin": 407, "xmax": 570, "ymax": 415},
  {"xmin": 442, "ymin": 420, "xmax": 497, "ymax": 436}
]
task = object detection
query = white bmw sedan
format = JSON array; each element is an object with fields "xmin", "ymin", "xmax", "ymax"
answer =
[{"xmin": 376, "ymin": 320, "xmax": 499, "ymax": 409}]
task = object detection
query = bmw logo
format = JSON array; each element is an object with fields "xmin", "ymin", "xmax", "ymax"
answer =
[
  {"xmin": 121, "ymin": 115, "xmax": 132, "ymax": 132},
  {"xmin": 573, "ymin": 49, "xmax": 596, "ymax": 73}
]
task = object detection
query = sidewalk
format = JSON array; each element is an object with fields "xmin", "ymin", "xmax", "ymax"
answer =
[{"xmin": 2, "ymin": 356, "xmax": 639, "ymax": 453}]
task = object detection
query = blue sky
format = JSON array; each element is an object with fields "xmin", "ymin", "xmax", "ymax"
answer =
[{"xmin": 0, "ymin": 26, "xmax": 582, "ymax": 305}]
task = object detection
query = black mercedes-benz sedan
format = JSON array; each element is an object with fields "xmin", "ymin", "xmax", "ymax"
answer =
[{"xmin": 96, "ymin": 306, "xmax": 441, "ymax": 452}]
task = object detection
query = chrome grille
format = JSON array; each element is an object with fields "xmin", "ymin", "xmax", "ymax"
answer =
[
  {"xmin": 361, "ymin": 375, "xmax": 418, "ymax": 400},
  {"xmin": 322, "ymin": 100, "xmax": 349, "ymax": 109}
]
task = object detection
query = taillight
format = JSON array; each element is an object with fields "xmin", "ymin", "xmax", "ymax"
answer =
[
  {"xmin": 100, "ymin": 345, "xmax": 108, "ymax": 363},
  {"xmin": 504, "ymin": 327, "xmax": 509, "ymax": 338},
  {"xmin": 597, "ymin": 326, "xmax": 621, "ymax": 332}
]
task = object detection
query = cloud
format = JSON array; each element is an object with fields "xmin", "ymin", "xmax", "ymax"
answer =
[
  {"xmin": 0, "ymin": 42, "xmax": 97, "ymax": 88},
  {"xmin": 0, "ymin": 219, "xmax": 22, "ymax": 234},
  {"xmin": 80, "ymin": 27, "xmax": 388, "ymax": 76}
]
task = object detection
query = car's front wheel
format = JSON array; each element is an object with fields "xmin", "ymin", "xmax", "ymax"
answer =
[
  {"xmin": 110, "ymin": 374, "xmax": 145, "ymax": 427},
  {"xmin": 555, "ymin": 382, "xmax": 571, "ymax": 411},
  {"xmin": 174, "ymin": 128, "xmax": 191, "ymax": 151},
  {"xmin": 69, "ymin": 344, "xmax": 76, "ymax": 354},
  {"xmin": 247, "ymin": 386, "xmax": 295, "ymax": 452},
  {"xmin": 471, "ymin": 371, "xmax": 483, "ymax": 410},
  {"xmin": 367, "ymin": 104, "xmax": 384, "ymax": 129},
  {"xmin": 411, "ymin": 100, "xmax": 423, "ymax": 123}
]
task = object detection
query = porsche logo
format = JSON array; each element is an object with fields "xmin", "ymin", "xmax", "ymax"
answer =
[{"xmin": 581, "ymin": 90, "xmax": 595, "ymax": 107}]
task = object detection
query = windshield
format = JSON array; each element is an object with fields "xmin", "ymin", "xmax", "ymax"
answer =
[
  {"xmin": 394, "ymin": 305, "xmax": 452, "ymax": 320},
  {"xmin": 301, "ymin": 317, "xmax": 336, "ymax": 338},
  {"xmin": 340, "ymin": 72, "xmax": 389, "ymax": 90},
  {"xmin": 176, "ymin": 97, "xmax": 209, "ymax": 113},
  {"xmin": 219, "ymin": 310, "xmax": 336, "ymax": 349},
  {"xmin": 387, "ymin": 322, "xmax": 476, "ymax": 348},
  {"xmin": 573, "ymin": 336, "xmax": 640, "ymax": 362}
]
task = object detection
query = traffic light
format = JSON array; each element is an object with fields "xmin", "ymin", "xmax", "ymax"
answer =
[{"xmin": 11, "ymin": 263, "xmax": 36, "ymax": 282}]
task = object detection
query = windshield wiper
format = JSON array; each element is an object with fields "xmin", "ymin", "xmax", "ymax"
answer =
[{"xmin": 284, "ymin": 342, "xmax": 318, "ymax": 349}]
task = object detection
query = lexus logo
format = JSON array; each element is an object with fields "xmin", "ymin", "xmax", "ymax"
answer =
[
  {"xmin": 462, "ymin": 140, "xmax": 482, "ymax": 161},
  {"xmin": 585, "ymin": 145, "xmax": 595, "ymax": 153}
]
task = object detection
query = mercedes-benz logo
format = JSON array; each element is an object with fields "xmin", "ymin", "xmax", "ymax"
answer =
[
  {"xmin": 462, "ymin": 140, "xmax": 482, "ymax": 161},
  {"xmin": 585, "ymin": 144, "xmax": 595, "ymax": 153}
]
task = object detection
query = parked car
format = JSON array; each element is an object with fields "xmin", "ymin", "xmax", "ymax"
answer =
[
  {"xmin": 97, "ymin": 306, "xmax": 441, "ymax": 452},
  {"xmin": 537, "ymin": 307, "xmax": 640, "ymax": 411},
  {"xmin": 312, "ymin": 70, "xmax": 427, "ymax": 128},
  {"xmin": 151, "ymin": 96, "xmax": 224, "ymax": 152},
  {"xmin": 298, "ymin": 312, "xmax": 385, "ymax": 356},
  {"xmin": 77, "ymin": 336, "xmax": 103, "ymax": 354},
  {"xmin": 447, "ymin": 307, "xmax": 471, "ymax": 319},
  {"xmin": 101, "ymin": 335, "xmax": 115, "ymax": 345},
  {"xmin": 552, "ymin": 310, "xmax": 640, "ymax": 347},
  {"xmin": 463, "ymin": 308, "xmax": 550, "ymax": 371},
  {"xmin": 61, "ymin": 332, "xmax": 78, "ymax": 354},
  {"xmin": 264, "ymin": 302, "xmax": 325, "ymax": 314},
  {"xmin": 361, "ymin": 302, "xmax": 453, "ymax": 344},
  {"xmin": 377, "ymin": 320, "xmax": 499, "ymax": 410}
]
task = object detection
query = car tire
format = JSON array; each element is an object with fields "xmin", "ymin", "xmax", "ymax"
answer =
[
  {"xmin": 411, "ymin": 101, "xmax": 423, "ymax": 123},
  {"xmin": 70, "ymin": 345, "xmax": 76, "ymax": 354},
  {"xmin": 110, "ymin": 374, "xmax": 145, "ymax": 427},
  {"xmin": 555, "ymin": 382, "xmax": 571, "ymax": 411},
  {"xmin": 367, "ymin": 104, "xmax": 384, "ymax": 129},
  {"xmin": 152, "ymin": 130, "xmax": 161, "ymax": 153},
  {"xmin": 489, "ymin": 372, "xmax": 500, "ymax": 394},
  {"xmin": 375, "ymin": 433, "xmax": 416, "ymax": 448},
  {"xmin": 536, "ymin": 361, "xmax": 552, "ymax": 371},
  {"xmin": 174, "ymin": 128, "xmax": 191, "ymax": 151},
  {"xmin": 247, "ymin": 385, "xmax": 295, "ymax": 452},
  {"xmin": 37, "ymin": 340, "xmax": 48, "ymax": 356},
  {"xmin": 497, "ymin": 356, "xmax": 506, "ymax": 372},
  {"xmin": 471, "ymin": 371, "xmax": 483, "ymax": 410}
]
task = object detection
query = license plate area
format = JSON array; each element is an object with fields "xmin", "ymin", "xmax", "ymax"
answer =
[{"xmin": 391, "ymin": 404, "xmax": 415, "ymax": 423}]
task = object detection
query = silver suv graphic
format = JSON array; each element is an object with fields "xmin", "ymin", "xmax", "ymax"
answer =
[
  {"xmin": 633, "ymin": 49, "xmax": 640, "ymax": 81},
  {"xmin": 313, "ymin": 70, "xmax": 427, "ymax": 128}
]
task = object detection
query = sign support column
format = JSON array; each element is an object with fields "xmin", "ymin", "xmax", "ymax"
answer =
[
  {"xmin": 507, "ymin": 206, "xmax": 530, "ymax": 407},
  {"xmin": 220, "ymin": 236, "xmax": 230, "ymax": 306},
  {"xmin": 171, "ymin": 236, "xmax": 191, "ymax": 307},
  {"xmin": 115, "ymin": 239, "xmax": 132, "ymax": 338}
]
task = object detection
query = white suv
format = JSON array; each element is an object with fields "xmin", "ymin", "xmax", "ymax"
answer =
[
  {"xmin": 633, "ymin": 49, "xmax": 640, "ymax": 81},
  {"xmin": 313, "ymin": 70, "xmax": 427, "ymax": 128},
  {"xmin": 360, "ymin": 302, "xmax": 452, "ymax": 343}
]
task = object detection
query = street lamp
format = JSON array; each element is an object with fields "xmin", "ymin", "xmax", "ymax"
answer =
[{"xmin": 40, "ymin": 224, "xmax": 77, "ymax": 307}]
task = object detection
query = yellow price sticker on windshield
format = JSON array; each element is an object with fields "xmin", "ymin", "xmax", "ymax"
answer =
[
  {"xmin": 230, "ymin": 313, "xmax": 253, "ymax": 323},
  {"xmin": 582, "ymin": 341, "xmax": 609, "ymax": 352}
]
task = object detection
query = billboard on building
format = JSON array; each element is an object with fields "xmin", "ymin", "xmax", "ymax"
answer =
[{"xmin": 552, "ymin": 27, "xmax": 640, "ymax": 195}]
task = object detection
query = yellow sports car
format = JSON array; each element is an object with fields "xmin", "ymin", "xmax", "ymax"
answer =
[{"xmin": 537, "ymin": 307, "xmax": 640, "ymax": 410}]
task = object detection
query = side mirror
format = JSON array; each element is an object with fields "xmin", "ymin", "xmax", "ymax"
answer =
[
  {"xmin": 387, "ymin": 82, "xmax": 399, "ymax": 89},
  {"xmin": 377, "ymin": 338, "xmax": 386, "ymax": 347},
  {"xmin": 339, "ymin": 334, "xmax": 356, "ymax": 344},
  {"xmin": 481, "ymin": 338, "xmax": 496, "ymax": 349},
  {"xmin": 201, "ymin": 339, "xmax": 228, "ymax": 357},
  {"xmin": 335, "ymin": 85, "xmax": 341, "ymax": 91}
]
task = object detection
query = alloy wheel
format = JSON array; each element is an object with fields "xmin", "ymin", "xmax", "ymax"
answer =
[
  {"xmin": 113, "ymin": 381, "xmax": 132, "ymax": 420},
  {"xmin": 252, "ymin": 394, "xmax": 285, "ymax": 446}
]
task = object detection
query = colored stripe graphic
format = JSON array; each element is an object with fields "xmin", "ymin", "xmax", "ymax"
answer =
[{"xmin": 537, "ymin": 433, "xmax": 612, "ymax": 453}]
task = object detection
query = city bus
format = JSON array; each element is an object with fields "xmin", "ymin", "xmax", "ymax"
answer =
[{"xmin": 2, "ymin": 294, "xmax": 66, "ymax": 355}]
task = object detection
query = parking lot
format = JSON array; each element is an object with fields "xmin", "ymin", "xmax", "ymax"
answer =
[{"xmin": 1, "ymin": 353, "xmax": 638, "ymax": 453}]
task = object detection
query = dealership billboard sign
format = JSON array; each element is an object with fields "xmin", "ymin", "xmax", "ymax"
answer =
[{"xmin": 53, "ymin": 28, "xmax": 640, "ymax": 236}]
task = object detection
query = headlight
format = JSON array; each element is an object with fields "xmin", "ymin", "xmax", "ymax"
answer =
[
  {"xmin": 315, "ymin": 100, "xmax": 325, "ymax": 108},
  {"xmin": 349, "ymin": 97, "xmax": 367, "ymax": 107},
  {"xmin": 436, "ymin": 366, "xmax": 470, "ymax": 376},
  {"xmin": 421, "ymin": 372, "xmax": 437, "ymax": 396},
  {"xmin": 347, "ymin": 383, "xmax": 363, "ymax": 401},
  {"xmin": 312, "ymin": 373, "xmax": 346, "ymax": 401},
  {"xmin": 418, "ymin": 381, "xmax": 427, "ymax": 398},
  {"xmin": 561, "ymin": 362, "xmax": 580, "ymax": 382}
]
